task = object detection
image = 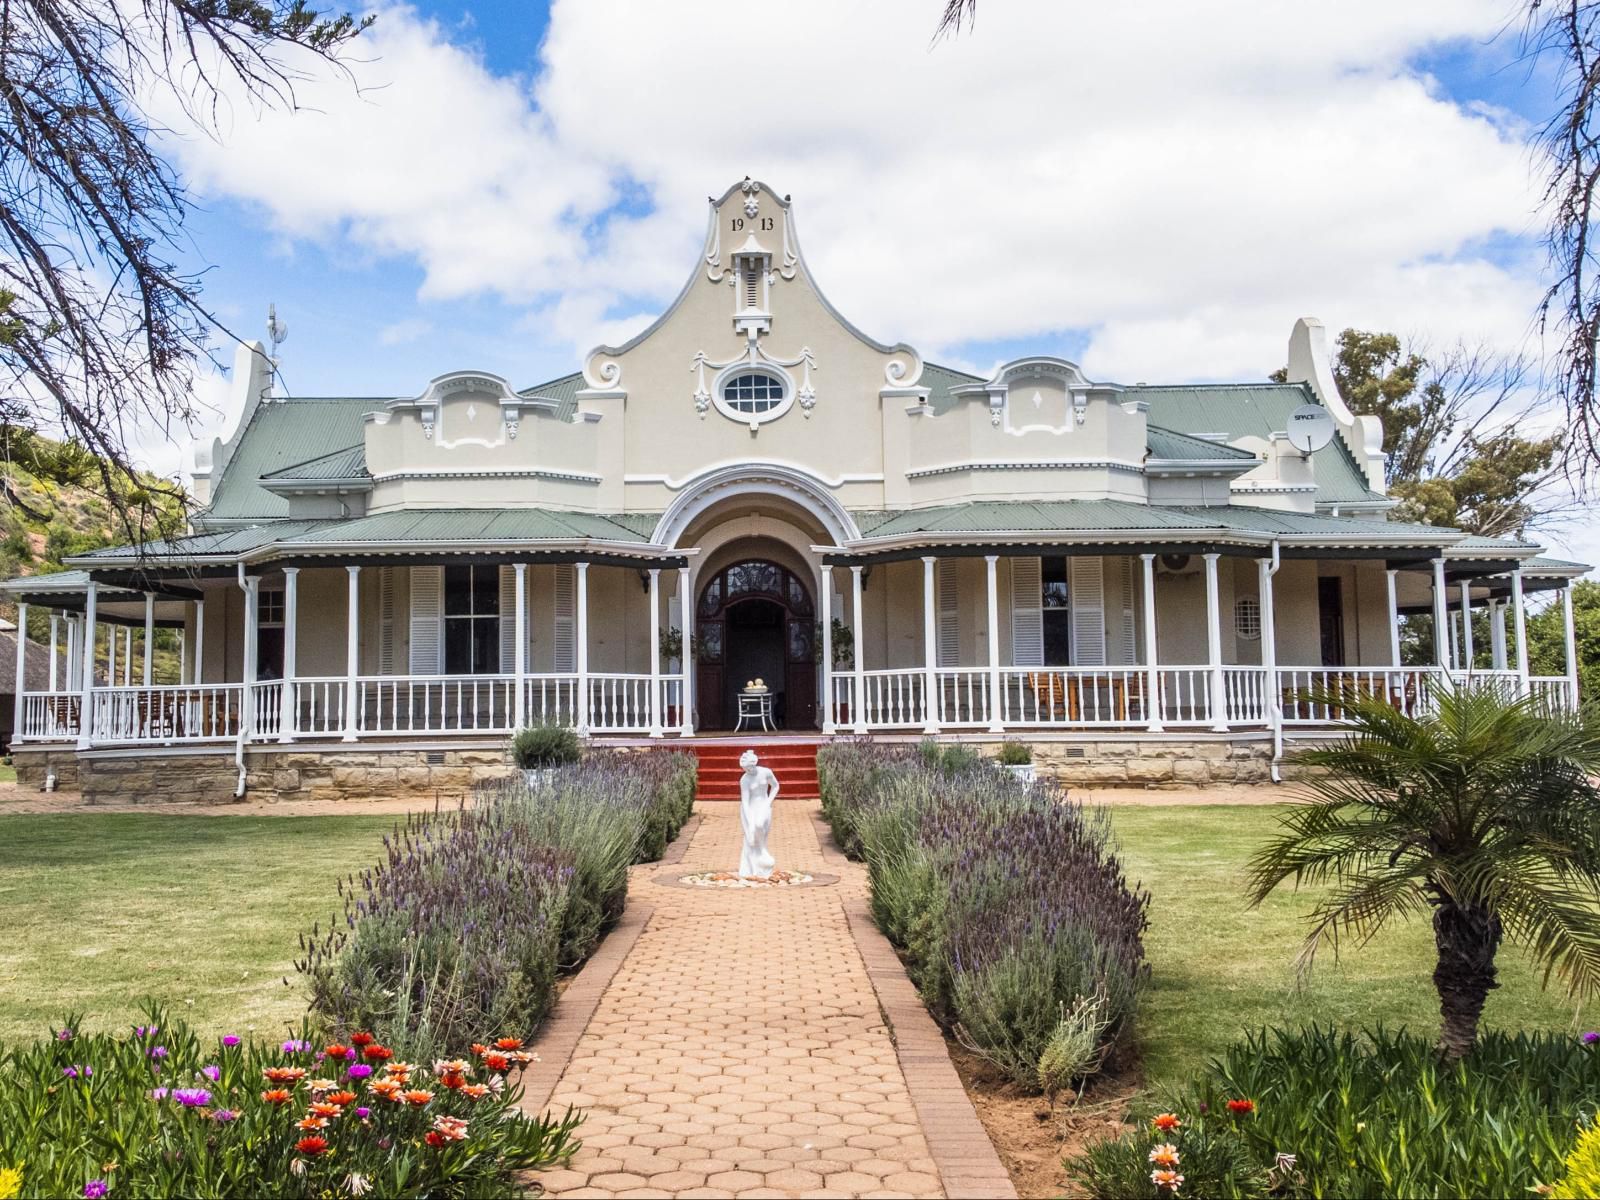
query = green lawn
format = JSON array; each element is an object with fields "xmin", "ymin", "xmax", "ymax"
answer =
[
  {"xmin": 0, "ymin": 813, "xmax": 394, "ymax": 1042},
  {"xmin": 1108, "ymin": 805, "xmax": 1593, "ymax": 1084}
]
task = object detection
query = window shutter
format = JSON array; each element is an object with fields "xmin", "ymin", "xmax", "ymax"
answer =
[
  {"xmin": 552, "ymin": 565, "xmax": 576, "ymax": 672},
  {"xmin": 408, "ymin": 566, "xmax": 443, "ymax": 674},
  {"xmin": 937, "ymin": 559, "xmax": 959, "ymax": 667},
  {"xmin": 1115, "ymin": 557, "xmax": 1138, "ymax": 665},
  {"xmin": 498, "ymin": 566, "xmax": 518, "ymax": 674},
  {"xmin": 1069, "ymin": 556, "xmax": 1106, "ymax": 666},
  {"xmin": 379, "ymin": 567, "xmax": 396, "ymax": 674},
  {"xmin": 1010, "ymin": 557, "xmax": 1044, "ymax": 667}
]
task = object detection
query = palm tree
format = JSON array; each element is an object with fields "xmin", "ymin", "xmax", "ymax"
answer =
[{"xmin": 1247, "ymin": 685, "xmax": 1600, "ymax": 1059}]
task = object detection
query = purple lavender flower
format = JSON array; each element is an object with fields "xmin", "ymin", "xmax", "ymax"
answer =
[
  {"xmin": 347, "ymin": 1063, "xmax": 373, "ymax": 1079},
  {"xmin": 83, "ymin": 1182, "xmax": 108, "ymax": 1200},
  {"xmin": 201, "ymin": 1064, "xmax": 220, "ymax": 1082},
  {"xmin": 173, "ymin": 1088, "xmax": 212, "ymax": 1108},
  {"xmin": 149, "ymin": 1045, "xmax": 168, "ymax": 1060},
  {"xmin": 211, "ymin": 1108, "xmax": 238, "ymax": 1123},
  {"xmin": 133, "ymin": 1024, "xmax": 158, "ymax": 1038},
  {"xmin": 63, "ymin": 1064, "xmax": 91, "ymax": 1080},
  {"xmin": 221, "ymin": 1035, "xmax": 240, "ymax": 1048}
]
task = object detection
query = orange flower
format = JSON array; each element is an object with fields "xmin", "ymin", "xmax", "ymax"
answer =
[
  {"xmin": 1149, "ymin": 1144, "xmax": 1180, "ymax": 1168},
  {"xmin": 361, "ymin": 1044, "xmax": 393, "ymax": 1062},
  {"xmin": 262, "ymin": 1066, "xmax": 307, "ymax": 1084},
  {"xmin": 1151, "ymin": 1113, "xmax": 1182, "ymax": 1132},
  {"xmin": 296, "ymin": 1136, "xmax": 329, "ymax": 1157},
  {"xmin": 459, "ymin": 1083, "xmax": 491, "ymax": 1101},
  {"xmin": 507, "ymin": 1050, "xmax": 536, "ymax": 1067},
  {"xmin": 424, "ymin": 1131, "xmax": 446, "ymax": 1149},
  {"xmin": 493, "ymin": 1037, "xmax": 523, "ymax": 1051},
  {"xmin": 1150, "ymin": 1168, "xmax": 1184, "ymax": 1192},
  {"xmin": 327, "ymin": 1090, "xmax": 358, "ymax": 1106},
  {"xmin": 350, "ymin": 1032, "xmax": 375, "ymax": 1047},
  {"xmin": 306, "ymin": 1078, "xmax": 339, "ymax": 1093},
  {"xmin": 260, "ymin": 1088, "xmax": 293, "ymax": 1105},
  {"xmin": 1226, "ymin": 1098, "xmax": 1255, "ymax": 1115},
  {"xmin": 481, "ymin": 1052, "xmax": 510, "ymax": 1073},
  {"xmin": 470, "ymin": 1043, "xmax": 488, "ymax": 1057},
  {"xmin": 439, "ymin": 1072, "xmax": 466, "ymax": 1090},
  {"xmin": 431, "ymin": 1115, "xmax": 468, "ymax": 1142},
  {"xmin": 433, "ymin": 1059, "xmax": 471, "ymax": 1077},
  {"xmin": 297, "ymin": 1116, "xmax": 329, "ymax": 1131},
  {"xmin": 401, "ymin": 1089, "xmax": 435, "ymax": 1107},
  {"xmin": 369, "ymin": 1078, "xmax": 403, "ymax": 1100},
  {"xmin": 309, "ymin": 1102, "xmax": 344, "ymax": 1119}
]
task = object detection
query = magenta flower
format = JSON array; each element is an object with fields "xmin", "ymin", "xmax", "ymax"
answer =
[
  {"xmin": 63, "ymin": 1064, "xmax": 91, "ymax": 1079},
  {"xmin": 133, "ymin": 1024, "xmax": 158, "ymax": 1038},
  {"xmin": 201, "ymin": 1064, "xmax": 220, "ymax": 1082},
  {"xmin": 149, "ymin": 1087, "xmax": 169, "ymax": 1100},
  {"xmin": 221, "ymin": 1035, "xmax": 240, "ymax": 1047},
  {"xmin": 174, "ymin": 1088, "xmax": 211, "ymax": 1107},
  {"xmin": 281, "ymin": 1039, "xmax": 310, "ymax": 1054},
  {"xmin": 83, "ymin": 1182, "xmax": 108, "ymax": 1200},
  {"xmin": 347, "ymin": 1063, "xmax": 373, "ymax": 1079},
  {"xmin": 1583, "ymin": 1031, "xmax": 1600, "ymax": 1045},
  {"xmin": 149, "ymin": 1046, "xmax": 168, "ymax": 1060},
  {"xmin": 211, "ymin": 1108, "xmax": 238, "ymax": 1123},
  {"xmin": 355, "ymin": 1106, "xmax": 371, "ymax": 1119},
  {"xmin": 56, "ymin": 1028, "xmax": 74, "ymax": 1041}
]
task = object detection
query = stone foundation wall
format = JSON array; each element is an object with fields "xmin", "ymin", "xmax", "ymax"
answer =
[
  {"xmin": 81, "ymin": 751, "xmax": 241, "ymax": 805},
  {"xmin": 968, "ymin": 736, "xmax": 1278, "ymax": 787},
  {"xmin": 12, "ymin": 746, "xmax": 81, "ymax": 791},
  {"xmin": 246, "ymin": 746, "xmax": 516, "ymax": 804}
]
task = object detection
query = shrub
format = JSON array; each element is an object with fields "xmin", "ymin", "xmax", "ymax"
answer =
[
  {"xmin": 0, "ymin": 1008, "xmax": 580, "ymax": 1199},
  {"xmin": 1552, "ymin": 1117, "xmax": 1600, "ymax": 1199},
  {"xmin": 818, "ymin": 743, "xmax": 1149, "ymax": 1091},
  {"xmin": 997, "ymin": 740, "xmax": 1033, "ymax": 766},
  {"xmin": 1068, "ymin": 1026, "xmax": 1600, "ymax": 1199},
  {"xmin": 509, "ymin": 722, "xmax": 582, "ymax": 769}
]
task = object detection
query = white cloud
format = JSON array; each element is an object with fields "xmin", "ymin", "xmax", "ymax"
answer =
[{"xmin": 378, "ymin": 317, "xmax": 433, "ymax": 346}]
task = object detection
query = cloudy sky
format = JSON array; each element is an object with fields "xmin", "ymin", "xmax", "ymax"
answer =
[{"xmin": 153, "ymin": 0, "xmax": 1595, "ymax": 564}]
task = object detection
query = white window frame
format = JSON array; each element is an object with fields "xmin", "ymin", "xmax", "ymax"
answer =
[
  {"xmin": 1235, "ymin": 596, "xmax": 1262, "ymax": 642},
  {"xmin": 712, "ymin": 363, "xmax": 794, "ymax": 427}
]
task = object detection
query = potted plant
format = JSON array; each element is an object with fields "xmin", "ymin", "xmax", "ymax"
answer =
[
  {"xmin": 814, "ymin": 617, "xmax": 855, "ymax": 723},
  {"xmin": 998, "ymin": 739, "xmax": 1034, "ymax": 782},
  {"xmin": 510, "ymin": 722, "xmax": 581, "ymax": 786}
]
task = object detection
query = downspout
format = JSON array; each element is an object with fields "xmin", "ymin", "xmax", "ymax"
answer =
[
  {"xmin": 234, "ymin": 563, "xmax": 248, "ymax": 797},
  {"xmin": 1264, "ymin": 541, "xmax": 1284, "ymax": 782}
]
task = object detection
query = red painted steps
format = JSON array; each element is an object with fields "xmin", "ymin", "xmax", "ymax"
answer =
[{"xmin": 690, "ymin": 740, "xmax": 822, "ymax": 801}]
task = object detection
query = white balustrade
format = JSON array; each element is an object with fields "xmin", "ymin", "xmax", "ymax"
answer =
[
  {"xmin": 250, "ymin": 682, "xmax": 283, "ymax": 740},
  {"xmin": 997, "ymin": 667, "xmax": 1152, "ymax": 727},
  {"xmin": 587, "ymin": 673, "xmax": 653, "ymax": 733},
  {"xmin": 18, "ymin": 691, "xmax": 81, "ymax": 741},
  {"xmin": 524, "ymin": 674, "xmax": 580, "ymax": 727},
  {"xmin": 86, "ymin": 684, "xmax": 242, "ymax": 744},
  {"xmin": 291, "ymin": 678, "xmax": 349, "ymax": 737},
  {"xmin": 830, "ymin": 674, "xmax": 858, "ymax": 730},
  {"xmin": 934, "ymin": 668, "xmax": 992, "ymax": 728},
  {"xmin": 1276, "ymin": 667, "xmax": 1442, "ymax": 724},
  {"xmin": 856, "ymin": 669, "xmax": 927, "ymax": 728},
  {"xmin": 1223, "ymin": 667, "xmax": 1269, "ymax": 725},
  {"xmin": 1527, "ymin": 676, "xmax": 1572, "ymax": 714},
  {"xmin": 1156, "ymin": 667, "xmax": 1214, "ymax": 727},
  {"xmin": 358, "ymin": 675, "xmax": 518, "ymax": 735}
]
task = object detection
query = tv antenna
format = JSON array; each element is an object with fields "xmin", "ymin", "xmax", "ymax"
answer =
[{"xmin": 266, "ymin": 303, "xmax": 289, "ymax": 363}]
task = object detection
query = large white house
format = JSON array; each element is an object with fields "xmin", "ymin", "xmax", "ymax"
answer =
[{"xmin": 3, "ymin": 179, "xmax": 1587, "ymax": 799}]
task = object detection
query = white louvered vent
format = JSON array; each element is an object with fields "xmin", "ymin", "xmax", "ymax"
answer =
[
  {"xmin": 936, "ymin": 559, "xmax": 959, "ymax": 667},
  {"xmin": 1117, "ymin": 557, "xmax": 1138, "ymax": 665},
  {"xmin": 742, "ymin": 259, "xmax": 762, "ymax": 310},
  {"xmin": 552, "ymin": 564, "xmax": 576, "ymax": 673},
  {"xmin": 379, "ymin": 567, "xmax": 396, "ymax": 674},
  {"xmin": 408, "ymin": 566, "xmax": 443, "ymax": 674},
  {"xmin": 1010, "ymin": 557, "xmax": 1044, "ymax": 667},
  {"xmin": 498, "ymin": 566, "xmax": 518, "ymax": 675},
  {"xmin": 1069, "ymin": 556, "xmax": 1106, "ymax": 666}
]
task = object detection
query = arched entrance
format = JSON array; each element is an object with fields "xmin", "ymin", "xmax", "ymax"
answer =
[{"xmin": 697, "ymin": 560, "xmax": 816, "ymax": 731}]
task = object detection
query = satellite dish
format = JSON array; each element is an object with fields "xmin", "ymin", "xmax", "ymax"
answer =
[
  {"xmin": 266, "ymin": 303, "xmax": 289, "ymax": 353},
  {"xmin": 1286, "ymin": 404, "xmax": 1335, "ymax": 455}
]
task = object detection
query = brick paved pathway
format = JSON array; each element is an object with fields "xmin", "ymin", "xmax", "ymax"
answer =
[{"xmin": 526, "ymin": 801, "xmax": 948, "ymax": 1199}]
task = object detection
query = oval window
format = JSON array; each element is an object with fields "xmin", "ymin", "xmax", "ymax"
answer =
[{"xmin": 721, "ymin": 371, "xmax": 785, "ymax": 416}]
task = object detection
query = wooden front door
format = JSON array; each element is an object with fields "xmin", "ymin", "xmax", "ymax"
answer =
[{"xmin": 695, "ymin": 560, "xmax": 816, "ymax": 730}]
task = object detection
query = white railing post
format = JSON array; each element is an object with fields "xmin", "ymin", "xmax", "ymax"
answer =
[
  {"xmin": 123, "ymin": 627, "xmax": 132, "ymax": 687},
  {"xmin": 1431, "ymin": 558, "xmax": 1450, "ymax": 672},
  {"xmin": 279, "ymin": 567, "xmax": 299, "ymax": 743},
  {"xmin": 77, "ymin": 581, "xmax": 97, "ymax": 749},
  {"xmin": 1563, "ymin": 583, "xmax": 1580, "ymax": 709},
  {"xmin": 343, "ymin": 565, "xmax": 360, "ymax": 741},
  {"xmin": 678, "ymin": 566, "xmax": 694, "ymax": 736},
  {"xmin": 820, "ymin": 564, "xmax": 836, "ymax": 735},
  {"xmin": 1140, "ymin": 553, "xmax": 1164, "ymax": 733},
  {"xmin": 1511, "ymin": 566, "xmax": 1530, "ymax": 696},
  {"xmin": 647, "ymin": 567, "xmax": 663, "ymax": 738},
  {"xmin": 575, "ymin": 562, "xmax": 590, "ymax": 735},
  {"xmin": 985, "ymin": 555, "xmax": 1003, "ymax": 733},
  {"xmin": 1203, "ymin": 552, "xmax": 1228, "ymax": 732},
  {"xmin": 1459, "ymin": 580, "xmax": 1475, "ymax": 671},
  {"xmin": 142, "ymin": 592, "xmax": 154, "ymax": 685},
  {"xmin": 107, "ymin": 618, "xmax": 116, "ymax": 690},
  {"xmin": 1385, "ymin": 568, "xmax": 1402, "ymax": 668},
  {"xmin": 1490, "ymin": 599, "xmax": 1508, "ymax": 670},
  {"xmin": 194, "ymin": 597, "xmax": 205, "ymax": 684},
  {"xmin": 851, "ymin": 565, "xmax": 868, "ymax": 735},
  {"xmin": 921, "ymin": 556, "xmax": 938, "ymax": 734},
  {"xmin": 513, "ymin": 562, "xmax": 527, "ymax": 730},
  {"xmin": 12, "ymin": 602, "xmax": 27, "ymax": 746},
  {"xmin": 47, "ymin": 612, "xmax": 58, "ymax": 692}
]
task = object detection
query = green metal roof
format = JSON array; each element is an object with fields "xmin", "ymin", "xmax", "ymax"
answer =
[
  {"xmin": 285, "ymin": 508, "xmax": 659, "ymax": 545},
  {"xmin": 206, "ymin": 398, "xmax": 381, "ymax": 521},
  {"xmin": 1128, "ymin": 383, "xmax": 1374, "ymax": 504},
  {"xmin": 517, "ymin": 371, "xmax": 584, "ymax": 420},
  {"xmin": 1145, "ymin": 425, "xmax": 1258, "ymax": 462},
  {"xmin": 262, "ymin": 444, "xmax": 369, "ymax": 482},
  {"xmin": 1449, "ymin": 533, "xmax": 1543, "ymax": 553},
  {"xmin": 72, "ymin": 522, "xmax": 333, "ymax": 560},
  {"xmin": 921, "ymin": 362, "xmax": 982, "ymax": 413}
]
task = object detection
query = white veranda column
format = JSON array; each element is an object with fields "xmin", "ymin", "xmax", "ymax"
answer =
[
  {"xmin": 48, "ymin": 612, "xmax": 59, "ymax": 692},
  {"xmin": 513, "ymin": 563, "xmax": 527, "ymax": 730},
  {"xmin": 921, "ymin": 556, "xmax": 938, "ymax": 734},
  {"xmin": 647, "ymin": 567, "xmax": 663, "ymax": 738},
  {"xmin": 142, "ymin": 592, "xmax": 155, "ymax": 686},
  {"xmin": 1563, "ymin": 584, "xmax": 1581, "ymax": 709},
  {"xmin": 1511, "ymin": 566, "xmax": 1530, "ymax": 694},
  {"xmin": 343, "ymin": 566, "xmax": 360, "ymax": 741},
  {"xmin": 76, "ymin": 581, "xmax": 97, "ymax": 749},
  {"xmin": 194, "ymin": 597, "xmax": 206, "ymax": 684},
  {"xmin": 242, "ymin": 574, "xmax": 260, "ymax": 740},
  {"xmin": 1203, "ymin": 552, "xmax": 1228, "ymax": 732},
  {"xmin": 1490, "ymin": 599, "xmax": 1508, "ymax": 670},
  {"xmin": 178, "ymin": 629, "xmax": 186, "ymax": 685},
  {"xmin": 12, "ymin": 602, "xmax": 27, "ymax": 745},
  {"xmin": 678, "ymin": 567, "xmax": 694, "ymax": 736},
  {"xmin": 851, "ymin": 565, "xmax": 868, "ymax": 735},
  {"xmin": 279, "ymin": 567, "xmax": 299, "ymax": 743},
  {"xmin": 575, "ymin": 562, "xmax": 590, "ymax": 734},
  {"xmin": 1459, "ymin": 581, "xmax": 1474, "ymax": 671},
  {"xmin": 1385, "ymin": 568, "xmax": 1402, "ymax": 668},
  {"xmin": 820, "ymin": 564, "xmax": 836, "ymax": 735},
  {"xmin": 985, "ymin": 555, "xmax": 1003, "ymax": 733},
  {"xmin": 1140, "ymin": 554, "xmax": 1164, "ymax": 733},
  {"xmin": 1258, "ymin": 558, "xmax": 1278, "ymax": 728},
  {"xmin": 122, "ymin": 627, "xmax": 132, "ymax": 686},
  {"xmin": 1431, "ymin": 558, "xmax": 1450, "ymax": 672},
  {"xmin": 107, "ymin": 620, "xmax": 116, "ymax": 689}
]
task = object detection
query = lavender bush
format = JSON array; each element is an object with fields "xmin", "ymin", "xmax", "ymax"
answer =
[
  {"xmin": 819, "ymin": 741, "xmax": 1151, "ymax": 1090},
  {"xmin": 302, "ymin": 751, "xmax": 696, "ymax": 1054}
]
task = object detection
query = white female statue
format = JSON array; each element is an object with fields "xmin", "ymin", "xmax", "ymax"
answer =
[{"xmin": 738, "ymin": 749, "xmax": 781, "ymax": 879}]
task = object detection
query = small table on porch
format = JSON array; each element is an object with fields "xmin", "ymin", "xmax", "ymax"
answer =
[{"xmin": 736, "ymin": 690, "xmax": 775, "ymax": 733}]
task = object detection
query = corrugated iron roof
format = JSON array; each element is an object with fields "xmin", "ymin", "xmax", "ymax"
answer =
[
  {"xmin": 286, "ymin": 508, "xmax": 658, "ymax": 545},
  {"xmin": 517, "ymin": 371, "xmax": 584, "ymax": 420},
  {"xmin": 1146, "ymin": 425, "xmax": 1258, "ymax": 462},
  {"xmin": 206, "ymin": 398, "xmax": 380, "ymax": 520},
  {"xmin": 262, "ymin": 444, "xmax": 369, "ymax": 481}
]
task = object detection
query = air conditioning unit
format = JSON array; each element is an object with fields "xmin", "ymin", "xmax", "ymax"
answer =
[{"xmin": 1156, "ymin": 553, "xmax": 1200, "ymax": 575}]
